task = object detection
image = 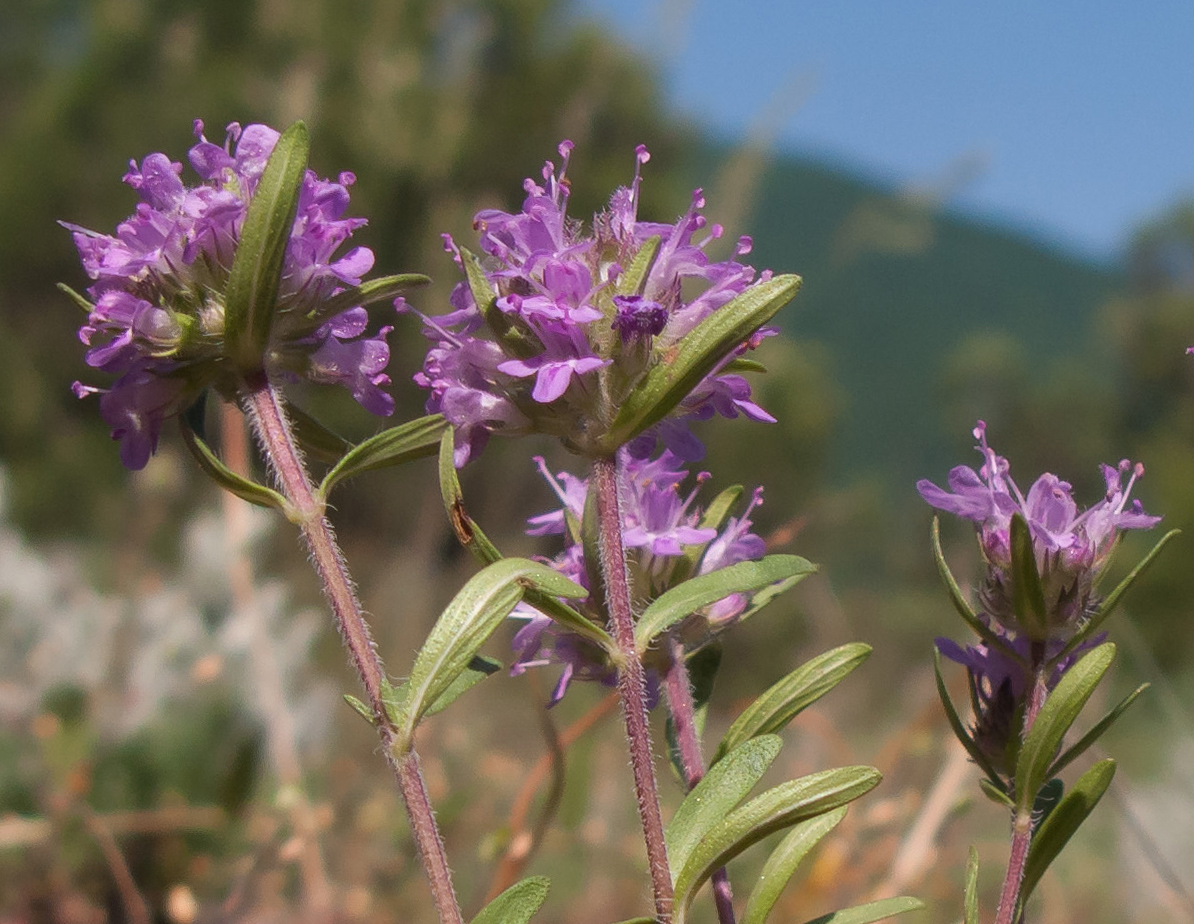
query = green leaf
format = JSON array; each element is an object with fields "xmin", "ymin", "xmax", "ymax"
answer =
[
  {"xmin": 437, "ymin": 431, "xmax": 613, "ymax": 650},
  {"xmin": 673, "ymin": 765, "xmax": 881, "ymax": 916},
  {"xmin": 178, "ymin": 412, "xmax": 291, "ymax": 515},
  {"xmin": 1010, "ymin": 513, "xmax": 1049, "ymax": 641},
  {"xmin": 399, "ymin": 559, "xmax": 586, "ymax": 742},
  {"xmin": 57, "ymin": 282, "xmax": 94, "ymax": 313},
  {"xmin": 714, "ymin": 644, "xmax": 871, "ymax": 764},
  {"xmin": 635, "ymin": 555, "xmax": 816, "ymax": 654},
  {"xmin": 615, "ymin": 235, "xmax": 661, "ymax": 296},
  {"xmin": 724, "ymin": 357, "xmax": 768, "ymax": 374},
  {"xmin": 224, "ymin": 121, "xmax": 309, "ymax": 368},
  {"xmin": 963, "ymin": 846, "xmax": 979, "ymax": 924},
  {"xmin": 1032, "ymin": 778, "xmax": 1065, "ymax": 831},
  {"xmin": 1019, "ymin": 758, "xmax": 1115, "ymax": 905},
  {"xmin": 933, "ymin": 649, "xmax": 1006, "ymax": 788},
  {"xmin": 1063, "ymin": 529, "xmax": 1180, "ymax": 657},
  {"xmin": 343, "ymin": 694, "xmax": 373, "ymax": 724},
  {"xmin": 461, "ymin": 247, "xmax": 540, "ymax": 357},
  {"xmin": 382, "ymin": 655, "xmax": 503, "ymax": 723},
  {"xmin": 318, "ymin": 414, "xmax": 446, "ymax": 496},
  {"xmin": 1047, "ymin": 682, "xmax": 1147, "ymax": 778},
  {"xmin": 741, "ymin": 806, "xmax": 847, "ymax": 924},
  {"xmin": 312, "ymin": 272, "xmax": 431, "ymax": 323},
  {"xmin": 798, "ymin": 897, "xmax": 924, "ymax": 924},
  {"xmin": 1014, "ymin": 643, "xmax": 1115, "ymax": 811},
  {"xmin": 439, "ymin": 428, "xmax": 503, "ymax": 564},
  {"xmin": 286, "ymin": 404, "xmax": 355, "ymax": 464},
  {"xmin": 931, "ymin": 518, "xmax": 1020, "ymax": 658},
  {"xmin": 603, "ymin": 274, "xmax": 802, "ymax": 451},
  {"xmin": 609, "ymin": 919, "xmax": 655, "ymax": 924},
  {"xmin": 978, "ymin": 778, "xmax": 1014, "ymax": 809},
  {"xmin": 666, "ymin": 736, "xmax": 783, "ymax": 879},
  {"xmin": 470, "ymin": 876, "xmax": 551, "ymax": 924}
]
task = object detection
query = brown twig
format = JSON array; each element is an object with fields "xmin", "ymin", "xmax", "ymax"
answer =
[
  {"xmin": 484, "ymin": 690, "xmax": 619, "ymax": 900},
  {"xmin": 79, "ymin": 805, "xmax": 152, "ymax": 924}
]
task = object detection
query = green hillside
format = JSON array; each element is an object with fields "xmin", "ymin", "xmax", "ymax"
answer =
[{"xmin": 685, "ymin": 147, "xmax": 1124, "ymax": 487}]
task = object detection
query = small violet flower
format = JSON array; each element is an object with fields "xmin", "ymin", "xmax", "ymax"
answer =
[
  {"xmin": 510, "ymin": 449, "xmax": 767, "ymax": 704},
  {"xmin": 64, "ymin": 120, "xmax": 394, "ymax": 469},
  {"xmin": 411, "ymin": 141, "xmax": 777, "ymax": 467},
  {"xmin": 918, "ymin": 420, "xmax": 1161, "ymax": 637}
]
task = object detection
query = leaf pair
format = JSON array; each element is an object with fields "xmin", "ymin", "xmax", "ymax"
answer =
[{"xmin": 665, "ymin": 737, "xmax": 917, "ymax": 924}]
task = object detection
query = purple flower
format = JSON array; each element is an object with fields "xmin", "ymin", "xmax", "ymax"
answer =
[
  {"xmin": 64, "ymin": 120, "xmax": 394, "ymax": 468},
  {"xmin": 937, "ymin": 618, "xmax": 1103, "ymax": 777},
  {"xmin": 411, "ymin": 141, "xmax": 778, "ymax": 465},
  {"xmin": 918, "ymin": 421, "xmax": 1161, "ymax": 636},
  {"xmin": 509, "ymin": 449, "xmax": 767, "ymax": 704}
]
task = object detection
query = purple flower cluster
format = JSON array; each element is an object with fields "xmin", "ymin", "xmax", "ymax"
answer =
[
  {"xmin": 511, "ymin": 449, "xmax": 766, "ymax": 704},
  {"xmin": 65, "ymin": 121, "xmax": 393, "ymax": 469},
  {"xmin": 918, "ymin": 420, "xmax": 1161, "ymax": 636},
  {"xmin": 412, "ymin": 141, "xmax": 775, "ymax": 467}
]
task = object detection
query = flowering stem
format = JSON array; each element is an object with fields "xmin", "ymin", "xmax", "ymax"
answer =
[
  {"xmin": 663, "ymin": 637, "xmax": 736, "ymax": 924},
  {"xmin": 240, "ymin": 372, "xmax": 464, "ymax": 924},
  {"xmin": 592, "ymin": 454, "xmax": 675, "ymax": 924},
  {"xmin": 994, "ymin": 643, "xmax": 1049, "ymax": 924}
]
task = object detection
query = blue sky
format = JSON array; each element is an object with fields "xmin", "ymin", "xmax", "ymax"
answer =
[{"xmin": 571, "ymin": 0, "xmax": 1194, "ymax": 262}]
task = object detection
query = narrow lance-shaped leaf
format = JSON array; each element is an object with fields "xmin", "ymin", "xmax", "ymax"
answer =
[
  {"xmin": 57, "ymin": 282, "xmax": 94, "ymax": 313},
  {"xmin": 178, "ymin": 410, "xmax": 290, "ymax": 515},
  {"xmin": 437, "ymin": 431, "xmax": 614, "ymax": 650},
  {"xmin": 319, "ymin": 414, "xmax": 446, "ymax": 497},
  {"xmin": 1014, "ymin": 643, "xmax": 1115, "ymax": 811},
  {"xmin": 614, "ymin": 235, "xmax": 661, "ymax": 296},
  {"xmin": 1046, "ymin": 682, "xmax": 1147, "ymax": 779},
  {"xmin": 286, "ymin": 404, "xmax": 354, "ymax": 464},
  {"xmin": 461, "ymin": 247, "xmax": 540, "ymax": 358},
  {"xmin": 1010, "ymin": 512, "xmax": 1049, "ymax": 641},
  {"xmin": 224, "ymin": 121, "xmax": 309, "ymax": 369},
  {"xmin": 933, "ymin": 649, "xmax": 1006, "ymax": 788},
  {"xmin": 673, "ymin": 766, "xmax": 881, "ymax": 918},
  {"xmin": 603, "ymin": 273, "xmax": 801, "ymax": 451},
  {"xmin": 311, "ymin": 272, "xmax": 431, "ymax": 324},
  {"xmin": 1019, "ymin": 758, "xmax": 1116, "ymax": 906},
  {"xmin": 399, "ymin": 558, "xmax": 586, "ymax": 742},
  {"xmin": 439, "ymin": 428, "xmax": 503, "ymax": 564},
  {"xmin": 932, "ymin": 518, "xmax": 1022, "ymax": 659},
  {"xmin": 343, "ymin": 656, "xmax": 503, "ymax": 727},
  {"xmin": 470, "ymin": 876, "xmax": 551, "ymax": 924},
  {"xmin": 741, "ymin": 807, "xmax": 847, "ymax": 924},
  {"xmin": 714, "ymin": 644, "xmax": 871, "ymax": 764},
  {"xmin": 1062, "ymin": 528, "xmax": 1180, "ymax": 657},
  {"xmin": 797, "ymin": 897, "xmax": 924, "ymax": 924},
  {"xmin": 963, "ymin": 846, "xmax": 980, "ymax": 924},
  {"xmin": 666, "ymin": 735, "xmax": 783, "ymax": 879},
  {"xmin": 635, "ymin": 555, "xmax": 816, "ymax": 654}
]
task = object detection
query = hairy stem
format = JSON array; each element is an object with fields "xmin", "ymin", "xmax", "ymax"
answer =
[
  {"xmin": 220, "ymin": 405, "xmax": 333, "ymax": 921},
  {"xmin": 592, "ymin": 454, "xmax": 674, "ymax": 924},
  {"xmin": 663, "ymin": 637, "xmax": 736, "ymax": 924},
  {"xmin": 994, "ymin": 643, "xmax": 1049, "ymax": 924},
  {"xmin": 241, "ymin": 373, "xmax": 464, "ymax": 924}
]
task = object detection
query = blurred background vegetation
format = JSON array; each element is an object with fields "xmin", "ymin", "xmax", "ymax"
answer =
[{"xmin": 2, "ymin": 0, "xmax": 1193, "ymax": 921}]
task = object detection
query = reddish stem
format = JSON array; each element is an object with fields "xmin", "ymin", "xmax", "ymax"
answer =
[
  {"xmin": 663, "ymin": 637, "xmax": 736, "ymax": 924},
  {"xmin": 241, "ymin": 373, "xmax": 464, "ymax": 924},
  {"xmin": 592, "ymin": 454, "xmax": 674, "ymax": 924}
]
